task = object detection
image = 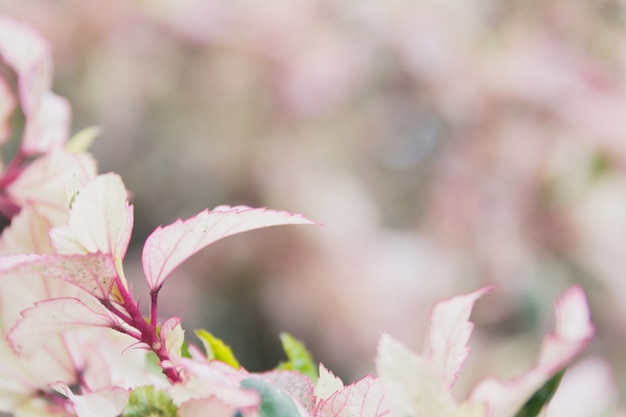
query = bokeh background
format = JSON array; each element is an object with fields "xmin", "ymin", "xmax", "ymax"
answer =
[{"xmin": 2, "ymin": 0, "xmax": 625, "ymax": 413}]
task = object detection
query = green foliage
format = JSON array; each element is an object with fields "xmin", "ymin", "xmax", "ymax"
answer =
[
  {"xmin": 514, "ymin": 369, "xmax": 565, "ymax": 417},
  {"xmin": 276, "ymin": 332, "xmax": 318, "ymax": 382},
  {"xmin": 241, "ymin": 377, "xmax": 301, "ymax": 417},
  {"xmin": 195, "ymin": 329, "xmax": 240, "ymax": 369},
  {"xmin": 122, "ymin": 385, "xmax": 177, "ymax": 417},
  {"xmin": 589, "ymin": 151, "xmax": 613, "ymax": 180}
]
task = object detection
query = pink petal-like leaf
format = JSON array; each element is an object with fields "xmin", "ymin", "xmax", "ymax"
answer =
[
  {"xmin": 8, "ymin": 297, "xmax": 116, "ymax": 356},
  {"xmin": 315, "ymin": 374, "xmax": 391, "ymax": 417},
  {"xmin": 7, "ymin": 147, "xmax": 97, "ymax": 227},
  {"xmin": 0, "ymin": 253, "xmax": 118, "ymax": 300},
  {"xmin": 468, "ymin": 286, "xmax": 594, "ymax": 417},
  {"xmin": 422, "ymin": 286, "xmax": 492, "ymax": 388},
  {"xmin": 142, "ymin": 206, "xmax": 317, "ymax": 290}
]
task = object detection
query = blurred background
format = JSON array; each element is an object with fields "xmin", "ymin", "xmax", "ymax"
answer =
[{"xmin": 1, "ymin": 0, "xmax": 625, "ymax": 412}]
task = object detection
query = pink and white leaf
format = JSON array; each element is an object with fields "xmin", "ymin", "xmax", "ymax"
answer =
[
  {"xmin": 161, "ymin": 316, "xmax": 185, "ymax": 358},
  {"xmin": 0, "ymin": 206, "xmax": 52, "ymax": 255},
  {"xmin": 0, "ymin": 252, "xmax": 119, "ymax": 300},
  {"xmin": 376, "ymin": 334, "xmax": 455, "ymax": 417},
  {"xmin": 142, "ymin": 206, "xmax": 316, "ymax": 290},
  {"xmin": 314, "ymin": 364, "xmax": 344, "ymax": 405},
  {"xmin": 8, "ymin": 297, "xmax": 116, "ymax": 357},
  {"xmin": 315, "ymin": 374, "xmax": 390, "ymax": 417},
  {"xmin": 423, "ymin": 286, "xmax": 492, "ymax": 388},
  {"xmin": 468, "ymin": 286, "xmax": 594, "ymax": 417},
  {"xmin": 168, "ymin": 366, "xmax": 261, "ymax": 411},
  {"xmin": 50, "ymin": 173, "xmax": 133, "ymax": 260},
  {"xmin": 51, "ymin": 382, "xmax": 130, "ymax": 417}
]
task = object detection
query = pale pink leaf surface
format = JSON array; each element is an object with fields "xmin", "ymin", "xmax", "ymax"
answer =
[
  {"xmin": 0, "ymin": 252, "xmax": 118, "ymax": 300},
  {"xmin": 314, "ymin": 364, "xmax": 344, "ymax": 404},
  {"xmin": 179, "ymin": 397, "xmax": 245, "ymax": 417},
  {"xmin": 0, "ymin": 16, "xmax": 51, "ymax": 119},
  {"xmin": 423, "ymin": 286, "xmax": 492, "ymax": 388},
  {"xmin": 21, "ymin": 93, "xmax": 70, "ymax": 155},
  {"xmin": 142, "ymin": 206, "xmax": 316, "ymax": 290},
  {"xmin": 7, "ymin": 297, "xmax": 116, "ymax": 357},
  {"xmin": 376, "ymin": 333, "xmax": 455, "ymax": 417},
  {"xmin": 315, "ymin": 374, "xmax": 391, "ymax": 417},
  {"xmin": 51, "ymin": 383, "xmax": 130, "ymax": 417},
  {"xmin": 0, "ymin": 206, "xmax": 52, "ymax": 256},
  {"xmin": 468, "ymin": 286, "xmax": 594, "ymax": 417},
  {"xmin": 7, "ymin": 147, "xmax": 97, "ymax": 226},
  {"xmin": 50, "ymin": 173, "xmax": 133, "ymax": 260}
]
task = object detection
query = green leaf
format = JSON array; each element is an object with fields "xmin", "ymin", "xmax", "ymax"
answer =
[
  {"xmin": 194, "ymin": 329, "xmax": 240, "ymax": 369},
  {"xmin": 276, "ymin": 332, "xmax": 317, "ymax": 382},
  {"xmin": 514, "ymin": 369, "xmax": 566, "ymax": 417},
  {"xmin": 241, "ymin": 377, "xmax": 302, "ymax": 417},
  {"xmin": 122, "ymin": 385, "xmax": 177, "ymax": 417},
  {"xmin": 66, "ymin": 126, "xmax": 100, "ymax": 153}
]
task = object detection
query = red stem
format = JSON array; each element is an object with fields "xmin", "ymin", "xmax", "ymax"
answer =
[{"xmin": 109, "ymin": 277, "xmax": 182, "ymax": 383}]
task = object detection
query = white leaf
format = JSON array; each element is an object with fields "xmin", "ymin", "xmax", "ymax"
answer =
[
  {"xmin": 377, "ymin": 334, "xmax": 456, "ymax": 417},
  {"xmin": 50, "ymin": 173, "xmax": 133, "ymax": 259}
]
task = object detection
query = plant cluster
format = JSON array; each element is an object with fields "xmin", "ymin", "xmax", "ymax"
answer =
[{"xmin": 0, "ymin": 17, "xmax": 593, "ymax": 417}]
